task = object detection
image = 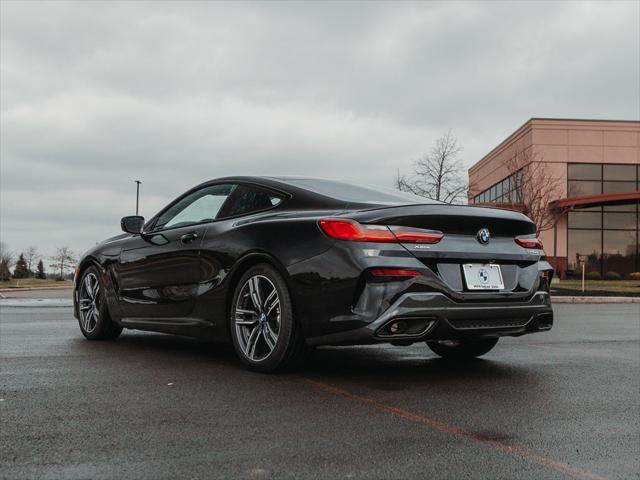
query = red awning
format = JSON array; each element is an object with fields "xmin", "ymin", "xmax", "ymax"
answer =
[{"xmin": 550, "ymin": 191, "xmax": 640, "ymax": 210}]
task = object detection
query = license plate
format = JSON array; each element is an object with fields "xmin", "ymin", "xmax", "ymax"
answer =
[{"xmin": 462, "ymin": 264, "xmax": 504, "ymax": 290}]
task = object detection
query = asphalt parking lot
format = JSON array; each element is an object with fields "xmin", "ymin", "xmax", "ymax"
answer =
[{"xmin": 1, "ymin": 300, "xmax": 638, "ymax": 480}]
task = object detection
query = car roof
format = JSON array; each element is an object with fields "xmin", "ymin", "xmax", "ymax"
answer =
[{"xmin": 201, "ymin": 175, "xmax": 439, "ymax": 208}]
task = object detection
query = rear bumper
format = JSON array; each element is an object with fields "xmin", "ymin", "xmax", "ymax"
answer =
[{"xmin": 306, "ymin": 291, "xmax": 553, "ymax": 346}]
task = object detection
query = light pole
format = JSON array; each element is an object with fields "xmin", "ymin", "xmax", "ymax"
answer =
[{"xmin": 135, "ymin": 180, "xmax": 141, "ymax": 215}]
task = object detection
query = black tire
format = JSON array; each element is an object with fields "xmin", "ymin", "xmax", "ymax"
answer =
[
  {"xmin": 229, "ymin": 263, "xmax": 306, "ymax": 372},
  {"xmin": 426, "ymin": 338, "xmax": 499, "ymax": 360},
  {"xmin": 77, "ymin": 266, "xmax": 123, "ymax": 340}
]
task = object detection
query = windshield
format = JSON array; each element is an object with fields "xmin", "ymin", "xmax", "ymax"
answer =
[{"xmin": 276, "ymin": 177, "xmax": 439, "ymax": 205}]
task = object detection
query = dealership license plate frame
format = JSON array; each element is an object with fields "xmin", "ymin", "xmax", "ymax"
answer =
[{"xmin": 462, "ymin": 264, "xmax": 504, "ymax": 290}]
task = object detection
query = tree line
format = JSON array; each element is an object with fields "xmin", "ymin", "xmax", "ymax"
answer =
[{"xmin": 0, "ymin": 243, "xmax": 76, "ymax": 281}]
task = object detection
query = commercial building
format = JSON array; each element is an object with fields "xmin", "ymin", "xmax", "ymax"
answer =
[{"xmin": 468, "ymin": 118, "xmax": 640, "ymax": 279}]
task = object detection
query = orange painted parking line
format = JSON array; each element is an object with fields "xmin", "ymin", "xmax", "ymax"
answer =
[{"xmin": 300, "ymin": 377, "xmax": 608, "ymax": 480}]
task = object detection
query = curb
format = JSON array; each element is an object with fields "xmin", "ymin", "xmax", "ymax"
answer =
[
  {"xmin": 0, "ymin": 286, "xmax": 73, "ymax": 293},
  {"xmin": 551, "ymin": 296, "xmax": 640, "ymax": 304},
  {"xmin": 0, "ymin": 298, "xmax": 73, "ymax": 308}
]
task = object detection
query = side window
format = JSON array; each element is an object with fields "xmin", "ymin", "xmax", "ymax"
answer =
[
  {"xmin": 220, "ymin": 185, "xmax": 284, "ymax": 218},
  {"xmin": 154, "ymin": 184, "xmax": 236, "ymax": 230}
]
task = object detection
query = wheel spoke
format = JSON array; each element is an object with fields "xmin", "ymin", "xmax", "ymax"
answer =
[
  {"xmin": 263, "ymin": 288, "xmax": 276, "ymax": 311},
  {"xmin": 235, "ymin": 307, "xmax": 259, "ymax": 326},
  {"xmin": 245, "ymin": 326, "xmax": 261, "ymax": 359},
  {"xmin": 235, "ymin": 316, "xmax": 258, "ymax": 326},
  {"xmin": 263, "ymin": 323, "xmax": 277, "ymax": 350},
  {"xmin": 90, "ymin": 308, "xmax": 99, "ymax": 328},
  {"xmin": 79, "ymin": 299, "xmax": 92, "ymax": 311},
  {"xmin": 266, "ymin": 297, "xmax": 280, "ymax": 316},
  {"xmin": 84, "ymin": 275, "xmax": 94, "ymax": 300},
  {"xmin": 248, "ymin": 277, "xmax": 263, "ymax": 313}
]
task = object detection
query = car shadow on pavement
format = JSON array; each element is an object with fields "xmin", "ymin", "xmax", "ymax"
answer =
[
  {"xmin": 302, "ymin": 345, "xmax": 542, "ymax": 388},
  {"xmin": 97, "ymin": 332, "xmax": 541, "ymax": 391},
  {"xmin": 76, "ymin": 331, "xmax": 240, "ymax": 367}
]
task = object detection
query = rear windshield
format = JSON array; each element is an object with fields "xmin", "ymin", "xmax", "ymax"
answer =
[{"xmin": 278, "ymin": 178, "xmax": 438, "ymax": 205}]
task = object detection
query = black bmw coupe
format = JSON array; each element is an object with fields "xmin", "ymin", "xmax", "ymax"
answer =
[{"xmin": 73, "ymin": 176, "xmax": 554, "ymax": 371}]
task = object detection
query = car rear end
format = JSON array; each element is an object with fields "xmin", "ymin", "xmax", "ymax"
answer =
[{"xmin": 304, "ymin": 203, "xmax": 553, "ymax": 346}]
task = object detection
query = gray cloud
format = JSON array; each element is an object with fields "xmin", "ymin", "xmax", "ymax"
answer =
[{"xmin": 1, "ymin": 0, "xmax": 638, "ymax": 258}]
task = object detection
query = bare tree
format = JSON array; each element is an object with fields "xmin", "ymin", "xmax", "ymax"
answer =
[
  {"xmin": 49, "ymin": 246, "xmax": 76, "ymax": 280},
  {"xmin": 396, "ymin": 130, "xmax": 468, "ymax": 204},
  {"xmin": 0, "ymin": 242, "xmax": 14, "ymax": 281},
  {"xmin": 504, "ymin": 147, "xmax": 569, "ymax": 234},
  {"xmin": 25, "ymin": 246, "xmax": 39, "ymax": 275}
]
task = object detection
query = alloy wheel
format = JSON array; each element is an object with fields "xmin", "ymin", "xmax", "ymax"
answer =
[
  {"xmin": 234, "ymin": 274, "xmax": 281, "ymax": 362},
  {"xmin": 79, "ymin": 272, "xmax": 100, "ymax": 333}
]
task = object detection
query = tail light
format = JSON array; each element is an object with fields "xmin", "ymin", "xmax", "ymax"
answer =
[
  {"xmin": 370, "ymin": 268, "xmax": 421, "ymax": 277},
  {"xmin": 515, "ymin": 236, "xmax": 544, "ymax": 249},
  {"xmin": 388, "ymin": 226, "xmax": 444, "ymax": 244},
  {"xmin": 318, "ymin": 219, "xmax": 395, "ymax": 242},
  {"xmin": 318, "ymin": 219, "xmax": 443, "ymax": 244}
]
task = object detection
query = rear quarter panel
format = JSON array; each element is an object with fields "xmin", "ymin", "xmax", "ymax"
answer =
[{"xmin": 194, "ymin": 211, "xmax": 340, "ymax": 340}]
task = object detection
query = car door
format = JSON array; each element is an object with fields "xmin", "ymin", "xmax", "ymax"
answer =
[{"xmin": 115, "ymin": 183, "xmax": 237, "ymax": 319}]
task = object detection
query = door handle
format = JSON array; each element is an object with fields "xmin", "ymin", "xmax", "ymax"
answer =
[{"xmin": 180, "ymin": 232, "xmax": 198, "ymax": 244}]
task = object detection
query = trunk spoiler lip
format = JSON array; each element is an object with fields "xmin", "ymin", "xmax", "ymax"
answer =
[{"xmin": 345, "ymin": 203, "xmax": 533, "ymax": 223}]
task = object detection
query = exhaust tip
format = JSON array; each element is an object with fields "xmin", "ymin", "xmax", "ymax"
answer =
[
  {"xmin": 376, "ymin": 317, "xmax": 436, "ymax": 339},
  {"xmin": 389, "ymin": 320, "xmax": 407, "ymax": 334},
  {"xmin": 536, "ymin": 313, "xmax": 554, "ymax": 330}
]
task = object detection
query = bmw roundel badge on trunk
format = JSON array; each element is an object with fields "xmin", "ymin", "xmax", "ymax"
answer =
[{"xmin": 477, "ymin": 228, "xmax": 490, "ymax": 244}]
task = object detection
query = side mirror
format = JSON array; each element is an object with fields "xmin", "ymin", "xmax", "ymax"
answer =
[{"xmin": 121, "ymin": 215, "xmax": 145, "ymax": 234}]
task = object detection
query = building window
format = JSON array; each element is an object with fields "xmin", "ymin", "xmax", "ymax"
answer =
[
  {"xmin": 568, "ymin": 229, "xmax": 602, "ymax": 276},
  {"xmin": 603, "ymin": 164, "xmax": 636, "ymax": 181},
  {"xmin": 603, "ymin": 181, "xmax": 637, "ymax": 194},
  {"xmin": 568, "ymin": 211, "xmax": 602, "ymax": 229},
  {"xmin": 566, "ymin": 202, "xmax": 639, "ymax": 278},
  {"xmin": 472, "ymin": 169, "xmax": 522, "ymax": 205},
  {"xmin": 603, "ymin": 230, "xmax": 637, "ymax": 277},
  {"xmin": 568, "ymin": 163, "xmax": 639, "ymax": 197},
  {"xmin": 568, "ymin": 180, "xmax": 601, "ymax": 196},
  {"xmin": 567, "ymin": 163, "xmax": 602, "ymax": 181}
]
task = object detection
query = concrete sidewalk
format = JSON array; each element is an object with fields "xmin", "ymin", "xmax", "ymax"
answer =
[
  {"xmin": 0, "ymin": 286, "xmax": 72, "ymax": 292},
  {"xmin": 0, "ymin": 298, "xmax": 73, "ymax": 307},
  {"xmin": 551, "ymin": 296, "xmax": 640, "ymax": 304},
  {"xmin": 0, "ymin": 287, "xmax": 73, "ymax": 300}
]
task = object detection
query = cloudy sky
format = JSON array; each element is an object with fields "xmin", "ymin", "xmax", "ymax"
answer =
[{"xmin": 1, "ymin": 0, "xmax": 639, "ymax": 260}]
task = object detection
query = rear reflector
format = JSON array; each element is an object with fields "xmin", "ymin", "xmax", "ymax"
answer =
[
  {"xmin": 515, "ymin": 237, "xmax": 544, "ymax": 249},
  {"xmin": 319, "ymin": 219, "xmax": 443, "ymax": 244},
  {"xmin": 370, "ymin": 268, "xmax": 421, "ymax": 277}
]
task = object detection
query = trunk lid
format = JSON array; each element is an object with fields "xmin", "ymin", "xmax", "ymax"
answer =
[{"xmin": 347, "ymin": 204, "xmax": 543, "ymax": 293}]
